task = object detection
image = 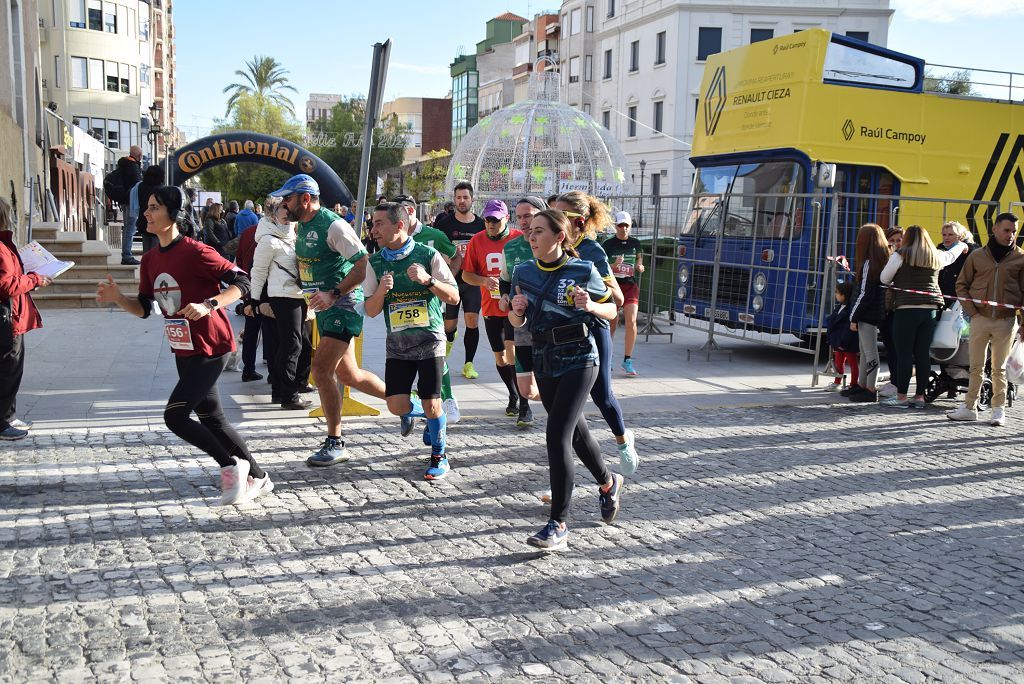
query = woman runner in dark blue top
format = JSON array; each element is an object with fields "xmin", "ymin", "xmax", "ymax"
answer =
[
  {"xmin": 553, "ymin": 191, "xmax": 639, "ymax": 476},
  {"xmin": 510, "ymin": 209, "xmax": 624, "ymax": 550}
]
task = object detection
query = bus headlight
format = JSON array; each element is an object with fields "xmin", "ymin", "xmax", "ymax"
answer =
[
  {"xmin": 679, "ymin": 266, "xmax": 689, "ymax": 284},
  {"xmin": 751, "ymin": 295, "xmax": 764, "ymax": 312},
  {"xmin": 753, "ymin": 272, "xmax": 767, "ymax": 294},
  {"xmin": 677, "ymin": 286, "xmax": 687, "ymax": 299}
]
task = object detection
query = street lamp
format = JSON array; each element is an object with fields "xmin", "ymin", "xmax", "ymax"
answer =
[
  {"xmin": 638, "ymin": 159, "xmax": 646, "ymax": 228},
  {"xmin": 147, "ymin": 102, "xmax": 163, "ymax": 164}
]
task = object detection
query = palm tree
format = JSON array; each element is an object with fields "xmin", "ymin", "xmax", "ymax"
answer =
[{"xmin": 222, "ymin": 56, "xmax": 298, "ymax": 117}]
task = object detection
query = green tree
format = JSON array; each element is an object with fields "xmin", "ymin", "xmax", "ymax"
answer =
[
  {"xmin": 924, "ymin": 68, "xmax": 975, "ymax": 96},
  {"xmin": 222, "ymin": 56, "xmax": 298, "ymax": 117},
  {"xmin": 405, "ymin": 150, "xmax": 451, "ymax": 202},
  {"xmin": 197, "ymin": 92, "xmax": 304, "ymax": 202},
  {"xmin": 306, "ymin": 96, "xmax": 408, "ymax": 204}
]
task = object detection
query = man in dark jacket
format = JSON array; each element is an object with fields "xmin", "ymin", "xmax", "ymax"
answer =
[
  {"xmin": 0, "ymin": 198, "xmax": 52, "ymax": 440},
  {"xmin": 116, "ymin": 146, "xmax": 143, "ymax": 200},
  {"xmin": 225, "ymin": 200, "xmax": 239, "ymax": 235},
  {"xmin": 134, "ymin": 165, "xmax": 165, "ymax": 252}
]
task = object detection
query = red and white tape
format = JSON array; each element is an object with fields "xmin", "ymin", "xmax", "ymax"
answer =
[{"xmin": 881, "ymin": 284, "xmax": 1023, "ymax": 311}]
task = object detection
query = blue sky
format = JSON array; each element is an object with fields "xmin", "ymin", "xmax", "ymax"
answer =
[{"xmin": 173, "ymin": 0, "xmax": 1024, "ymax": 141}]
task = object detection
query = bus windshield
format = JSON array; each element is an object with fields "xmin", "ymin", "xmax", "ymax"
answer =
[{"xmin": 683, "ymin": 161, "xmax": 805, "ymax": 240}]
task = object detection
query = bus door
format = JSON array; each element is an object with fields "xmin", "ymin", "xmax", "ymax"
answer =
[{"xmin": 829, "ymin": 166, "xmax": 898, "ymax": 263}]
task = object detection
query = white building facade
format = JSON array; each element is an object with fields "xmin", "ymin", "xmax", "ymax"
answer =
[{"xmin": 559, "ymin": 0, "xmax": 892, "ymax": 196}]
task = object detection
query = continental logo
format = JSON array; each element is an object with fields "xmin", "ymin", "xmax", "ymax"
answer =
[
  {"xmin": 967, "ymin": 133, "xmax": 1024, "ymax": 236},
  {"xmin": 178, "ymin": 139, "xmax": 312, "ymax": 174},
  {"xmin": 704, "ymin": 66, "xmax": 727, "ymax": 136},
  {"xmin": 840, "ymin": 120, "xmax": 926, "ymax": 145},
  {"xmin": 772, "ymin": 40, "xmax": 806, "ymax": 55}
]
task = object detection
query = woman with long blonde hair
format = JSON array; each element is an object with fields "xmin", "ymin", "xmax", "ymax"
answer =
[{"xmin": 879, "ymin": 224, "xmax": 967, "ymax": 408}]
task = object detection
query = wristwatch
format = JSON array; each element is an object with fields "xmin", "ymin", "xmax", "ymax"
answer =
[
  {"xmin": 426, "ymin": 277, "xmax": 436, "ymax": 288},
  {"xmin": 330, "ymin": 287, "xmax": 342, "ymax": 298},
  {"xmin": 204, "ymin": 297, "xmax": 219, "ymax": 310}
]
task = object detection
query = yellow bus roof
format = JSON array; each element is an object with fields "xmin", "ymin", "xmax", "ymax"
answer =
[{"xmin": 694, "ymin": 29, "xmax": 1024, "ymax": 209}]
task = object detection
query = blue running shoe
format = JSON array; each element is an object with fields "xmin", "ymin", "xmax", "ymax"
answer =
[
  {"xmin": 599, "ymin": 473, "xmax": 624, "ymax": 524},
  {"xmin": 622, "ymin": 358, "xmax": 638, "ymax": 376},
  {"xmin": 307, "ymin": 437, "xmax": 348, "ymax": 467},
  {"xmin": 401, "ymin": 414, "xmax": 416, "ymax": 437},
  {"xmin": 527, "ymin": 519, "xmax": 568, "ymax": 550},
  {"xmin": 425, "ymin": 455, "xmax": 450, "ymax": 481}
]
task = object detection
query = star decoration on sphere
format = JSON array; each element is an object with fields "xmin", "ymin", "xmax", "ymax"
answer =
[
  {"xmin": 615, "ymin": 168, "xmax": 625, "ymax": 183},
  {"xmin": 509, "ymin": 115, "xmax": 526, "ymax": 125},
  {"xmin": 531, "ymin": 166, "xmax": 546, "ymax": 184},
  {"xmin": 595, "ymin": 168, "xmax": 605, "ymax": 180}
]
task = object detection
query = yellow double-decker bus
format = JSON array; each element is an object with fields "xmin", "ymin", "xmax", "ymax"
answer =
[{"xmin": 678, "ymin": 28, "xmax": 1023, "ymax": 338}]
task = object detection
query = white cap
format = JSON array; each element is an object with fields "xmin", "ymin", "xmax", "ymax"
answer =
[{"xmin": 614, "ymin": 210, "xmax": 632, "ymax": 226}]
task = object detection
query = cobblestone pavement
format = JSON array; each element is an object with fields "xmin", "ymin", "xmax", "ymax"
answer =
[{"xmin": 2, "ymin": 394, "xmax": 1023, "ymax": 682}]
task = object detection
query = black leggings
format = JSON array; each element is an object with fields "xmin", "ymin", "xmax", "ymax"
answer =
[
  {"xmin": 591, "ymin": 325, "xmax": 626, "ymax": 436},
  {"xmin": 537, "ymin": 365, "xmax": 610, "ymax": 523},
  {"xmin": 164, "ymin": 354, "xmax": 263, "ymax": 477},
  {"xmin": 268, "ymin": 297, "xmax": 310, "ymax": 399}
]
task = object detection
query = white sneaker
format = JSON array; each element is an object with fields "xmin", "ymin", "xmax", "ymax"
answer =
[
  {"xmin": 242, "ymin": 473, "xmax": 274, "ymax": 502},
  {"xmin": 617, "ymin": 429, "xmax": 639, "ymax": 476},
  {"xmin": 443, "ymin": 397, "xmax": 461, "ymax": 424},
  {"xmin": 824, "ymin": 383, "xmax": 842, "ymax": 393},
  {"xmin": 990, "ymin": 407, "xmax": 1006, "ymax": 427},
  {"xmin": 218, "ymin": 459, "xmax": 250, "ymax": 505},
  {"xmin": 946, "ymin": 404, "xmax": 978, "ymax": 422},
  {"xmin": 877, "ymin": 383, "xmax": 898, "ymax": 398}
]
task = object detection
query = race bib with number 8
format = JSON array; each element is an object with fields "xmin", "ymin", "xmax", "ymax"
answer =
[
  {"xmin": 164, "ymin": 318, "xmax": 195, "ymax": 351},
  {"xmin": 388, "ymin": 300, "xmax": 429, "ymax": 332}
]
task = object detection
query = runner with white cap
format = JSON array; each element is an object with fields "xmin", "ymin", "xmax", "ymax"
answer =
[{"xmin": 603, "ymin": 210, "xmax": 645, "ymax": 376}]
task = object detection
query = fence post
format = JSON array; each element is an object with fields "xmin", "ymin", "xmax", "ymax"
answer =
[
  {"xmin": 640, "ymin": 194, "xmax": 673, "ymax": 341},
  {"xmin": 689, "ymin": 196, "xmax": 731, "ymax": 361},
  {"xmin": 811, "ymin": 195, "xmax": 837, "ymax": 387}
]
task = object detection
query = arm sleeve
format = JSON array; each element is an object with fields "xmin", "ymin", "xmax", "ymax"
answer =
[
  {"xmin": 220, "ymin": 269, "xmax": 250, "ymax": 299},
  {"xmin": 848, "ymin": 260, "xmax": 871, "ymax": 321},
  {"xmin": 587, "ymin": 265, "xmax": 613, "ymax": 303},
  {"xmin": 248, "ymin": 238, "xmax": 274, "ymax": 302},
  {"xmin": 430, "ymin": 251, "xmax": 457, "ymax": 287},
  {"xmin": 879, "ymin": 253, "xmax": 902, "ymax": 285},
  {"xmin": 326, "ymin": 220, "xmax": 368, "ymax": 263},
  {"xmin": 361, "ymin": 265, "xmax": 379, "ymax": 299}
]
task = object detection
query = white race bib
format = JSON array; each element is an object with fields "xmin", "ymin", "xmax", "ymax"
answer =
[{"xmin": 164, "ymin": 318, "xmax": 195, "ymax": 351}]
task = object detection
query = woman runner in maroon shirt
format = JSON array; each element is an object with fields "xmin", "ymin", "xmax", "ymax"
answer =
[{"xmin": 97, "ymin": 186, "xmax": 270, "ymax": 505}]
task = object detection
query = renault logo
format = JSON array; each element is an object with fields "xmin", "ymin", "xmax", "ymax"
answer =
[
  {"xmin": 842, "ymin": 119, "xmax": 855, "ymax": 141},
  {"xmin": 704, "ymin": 66, "xmax": 727, "ymax": 137}
]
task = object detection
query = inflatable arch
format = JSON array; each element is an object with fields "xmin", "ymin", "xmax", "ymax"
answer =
[{"xmin": 169, "ymin": 132, "xmax": 354, "ymax": 208}]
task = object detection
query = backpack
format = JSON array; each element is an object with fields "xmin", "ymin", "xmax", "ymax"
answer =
[{"xmin": 103, "ymin": 165, "xmax": 127, "ymax": 204}]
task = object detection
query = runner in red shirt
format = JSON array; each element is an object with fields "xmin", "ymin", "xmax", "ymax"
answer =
[
  {"xmin": 97, "ymin": 186, "xmax": 269, "ymax": 506},
  {"xmin": 461, "ymin": 199, "xmax": 530, "ymax": 422}
]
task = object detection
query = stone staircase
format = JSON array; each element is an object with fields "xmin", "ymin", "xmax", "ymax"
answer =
[{"xmin": 29, "ymin": 222, "xmax": 140, "ymax": 309}]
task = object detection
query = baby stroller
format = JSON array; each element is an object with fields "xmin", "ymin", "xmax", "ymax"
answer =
[{"xmin": 925, "ymin": 339, "xmax": 1016, "ymax": 407}]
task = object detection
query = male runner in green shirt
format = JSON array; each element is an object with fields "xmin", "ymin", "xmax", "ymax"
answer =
[
  {"xmin": 272, "ymin": 174, "xmax": 389, "ymax": 466},
  {"xmin": 394, "ymin": 194, "xmax": 463, "ymax": 423},
  {"xmin": 363, "ymin": 202, "xmax": 460, "ymax": 480}
]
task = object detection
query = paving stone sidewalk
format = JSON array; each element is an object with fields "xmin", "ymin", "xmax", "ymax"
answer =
[{"xmin": 1, "ymin": 313, "xmax": 1023, "ymax": 682}]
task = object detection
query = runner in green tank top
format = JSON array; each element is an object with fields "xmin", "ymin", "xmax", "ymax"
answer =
[
  {"xmin": 394, "ymin": 195, "xmax": 463, "ymax": 424},
  {"xmin": 364, "ymin": 202, "xmax": 460, "ymax": 481},
  {"xmin": 272, "ymin": 174, "xmax": 390, "ymax": 468}
]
